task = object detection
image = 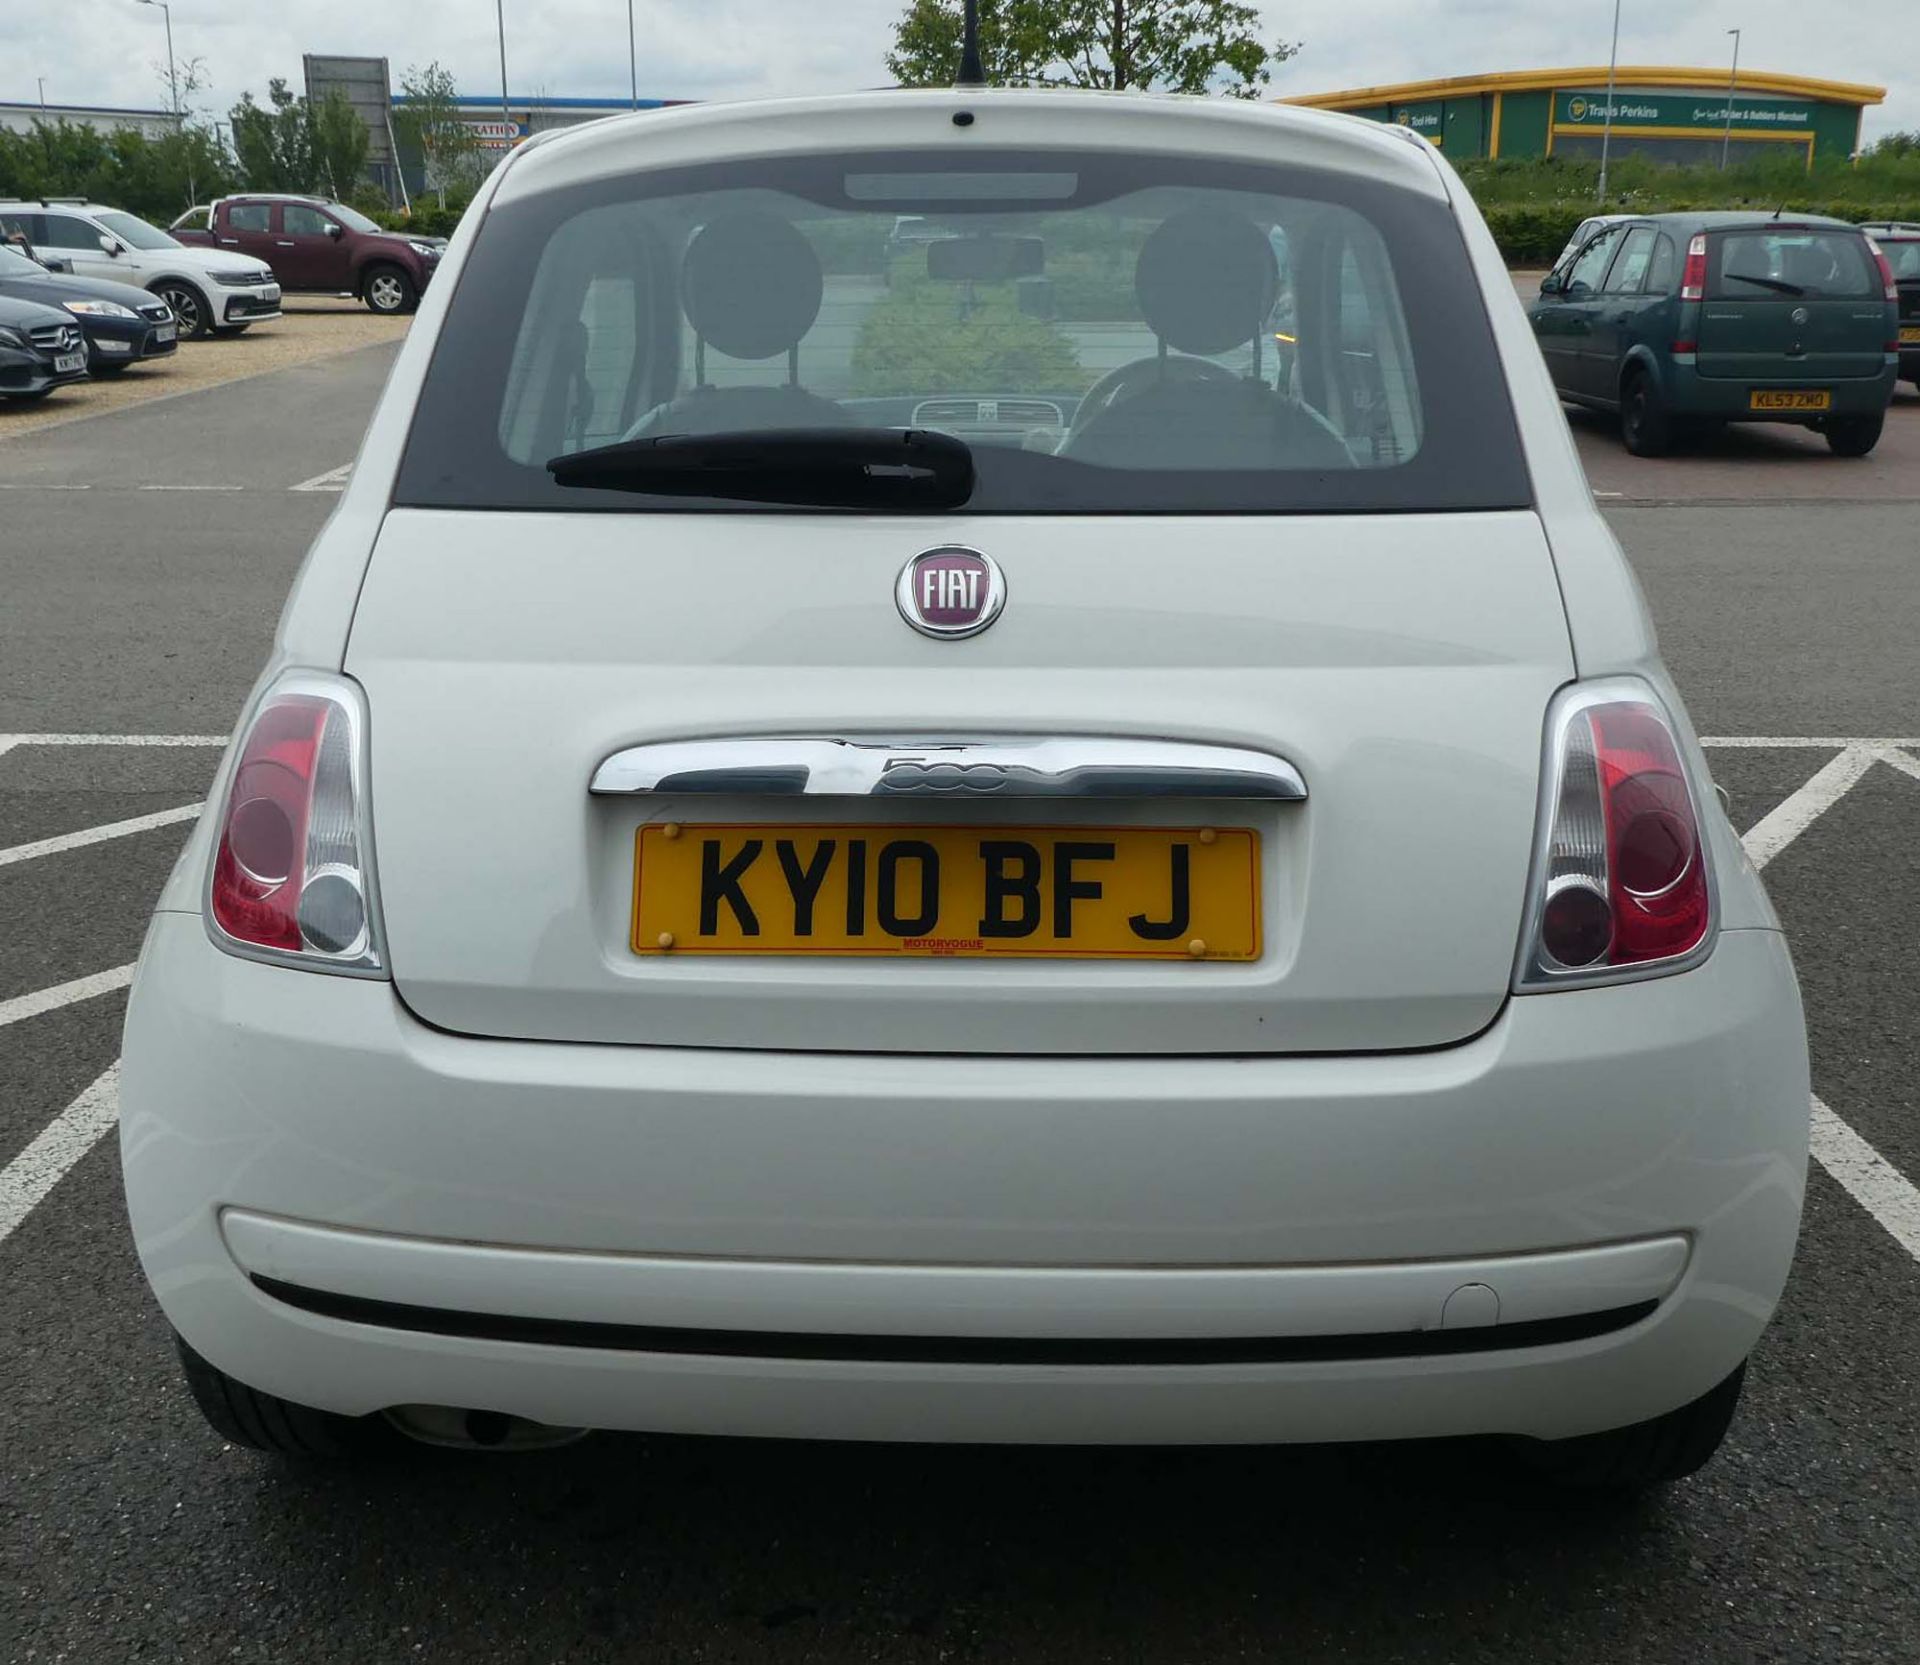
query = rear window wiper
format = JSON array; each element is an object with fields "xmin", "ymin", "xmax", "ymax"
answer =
[
  {"xmin": 547, "ymin": 428, "xmax": 974, "ymax": 509},
  {"xmin": 1721, "ymin": 273, "xmax": 1807, "ymax": 296}
]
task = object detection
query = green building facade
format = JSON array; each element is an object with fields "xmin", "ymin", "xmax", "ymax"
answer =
[{"xmin": 1286, "ymin": 67, "xmax": 1882, "ymax": 170}]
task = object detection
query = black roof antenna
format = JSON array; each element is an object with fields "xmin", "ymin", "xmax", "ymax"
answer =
[{"xmin": 956, "ymin": 0, "xmax": 988, "ymax": 86}]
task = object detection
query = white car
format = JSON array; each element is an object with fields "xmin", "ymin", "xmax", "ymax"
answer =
[
  {"xmin": 0, "ymin": 200, "xmax": 280, "ymax": 339},
  {"xmin": 120, "ymin": 88, "xmax": 1809, "ymax": 1490},
  {"xmin": 1546, "ymin": 212, "xmax": 1635, "ymax": 282}
]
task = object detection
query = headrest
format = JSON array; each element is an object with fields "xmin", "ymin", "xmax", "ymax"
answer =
[
  {"xmin": 1134, "ymin": 210, "xmax": 1277, "ymax": 356},
  {"xmin": 682, "ymin": 212, "xmax": 824, "ymax": 360}
]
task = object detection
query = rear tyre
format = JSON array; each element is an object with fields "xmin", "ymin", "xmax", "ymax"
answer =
[
  {"xmin": 364, "ymin": 265, "xmax": 416, "ymax": 316},
  {"xmin": 1619, "ymin": 370, "xmax": 1675, "ymax": 457},
  {"xmin": 174, "ymin": 1331, "xmax": 398, "ymax": 1459},
  {"xmin": 1512, "ymin": 1362, "xmax": 1746, "ymax": 1494},
  {"xmin": 1824, "ymin": 412, "xmax": 1884, "ymax": 457},
  {"xmin": 152, "ymin": 281, "xmax": 210, "ymax": 340}
]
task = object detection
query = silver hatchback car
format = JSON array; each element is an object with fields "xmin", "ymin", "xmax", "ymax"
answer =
[{"xmin": 121, "ymin": 88, "xmax": 1809, "ymax": 1490}]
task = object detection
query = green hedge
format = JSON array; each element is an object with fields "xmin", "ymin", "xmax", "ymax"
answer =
[{"xmin": 1479, "ymin": 197, "xmax": 1920, "ymax": 266}]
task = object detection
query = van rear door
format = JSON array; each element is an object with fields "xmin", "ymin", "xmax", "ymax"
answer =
[{"xmin": 1697, "ymin": 226, "xmax": 1888, "ymax": 382}]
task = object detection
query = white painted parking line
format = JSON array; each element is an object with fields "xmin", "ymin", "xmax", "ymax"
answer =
[
  {"xmin": 0, "ymin": 965, "xmax": 135, "ymax": 1030},
  {"xmin": 0, "ymin": 482, "xmax": 91, "ymax": 491},
  {"xmin": 1739, "ymin": 746, "xmax": 1880, "ymax": 870},
  {"xmin": 1702, "ymin": 736, "xmax": 1920, "ymax": 748},
  {"xmin": 1877, "ymin": 747, "xmax": 1920, "ymax": 785},
  {"xmin": 138, "ymin": 484, "xmax": 245, "ymax": 493},
  {"xmin": 292, "ymin": 463, "xmax": 352, "ymax": 492},
  {"xmin": 0, "ymin": 1063, "xmax": 118, "ymax": 1247},
  {"xmin": 0, "ymin": 733, "xmax": 226, "ymax": 749},
  {"xmin": 0, "ymin": 803, "xmax": 202, "ymax": 869},
  {"xmin": 1732, "ymin": 748, "xmax": 1920, "ymax": 1266},
  {"xmin": 1810, "ymin": 1097, "xmax": 1920, "ymax": 1264}
]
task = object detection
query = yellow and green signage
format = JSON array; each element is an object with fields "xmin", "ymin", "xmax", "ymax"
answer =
[{"xmin": 1555, "ymin": 90, "xmax": 1814, "ymax": 132}]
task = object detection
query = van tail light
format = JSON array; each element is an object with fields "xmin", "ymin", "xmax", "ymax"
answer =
[
  {"xmin": 1680, "ymin": 234, "xmax": 1708, "ymax": 302},
  {"xmin": 1515, "ymin": 681, "xmax": 1715, "ymax": 990},
  {"xmin": 207, "ymin": 673, "xmax": 385, "ymax": 974},
  {"xmin": 1867, "ymin": 237, "xmax": 1898, "ymax": 303}
]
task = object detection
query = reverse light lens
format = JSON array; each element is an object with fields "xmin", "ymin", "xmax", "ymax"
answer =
[
  {"xmin": 1517, "ymin": 683, "xmax": 1714, "ymax": 988},
  {"xmin": 207, "ymin": 676, "xmax": 384, "ymax": 973}
]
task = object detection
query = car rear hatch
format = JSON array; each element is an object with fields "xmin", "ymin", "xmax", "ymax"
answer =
[
  {"xmin": 346, "ymin": 508, "xmax": 1571, "ymax": 1055},
  {"xmin": 1697, "ymin": 224, "xmax": 1889, "ymax": 381}
]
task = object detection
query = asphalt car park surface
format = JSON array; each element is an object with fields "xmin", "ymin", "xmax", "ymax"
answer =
[{"xmin": 3, "ymin": 346, "xmax": 1919, "ymax": 1663}]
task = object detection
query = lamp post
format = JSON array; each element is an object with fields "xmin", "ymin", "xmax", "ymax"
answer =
[
  {"xmin": 495, "ymin": 0, "xmax": 512, "ymax": 130},
  {"xmin": 1596, "ymin": 0, "xmax": 1623, "ymax": 203},
  {"xmin": 627, "ymin": 0, "xmax": 638, "ymax": 109},
  {"xmin": 37, "ymin": 78, "xmax": 48, "ymax": 109},
  {"xmin": 135, "ymin": 0, "xmax": 179, "ymax": 116},
  {"xmin": 1720, "ymin": 28, "xmax": 1742, "ymax": 170}
]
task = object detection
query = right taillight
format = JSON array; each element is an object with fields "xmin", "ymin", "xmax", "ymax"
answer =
[
  {"xmin": 1515, "ymin": 680, "xmax": 1715, "ymax": 990},
  {"xmin": 206, "ymin": 672, "xmax": 385, "ymax": 975},
  {"xmin": 1680, "ymin": 233, "xmax": 1708, "ymax": 302}
]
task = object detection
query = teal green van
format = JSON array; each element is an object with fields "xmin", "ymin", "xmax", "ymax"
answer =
[{"xmin": 1530, "ymin": 213, "xmax": 1899, "ymax": 457}]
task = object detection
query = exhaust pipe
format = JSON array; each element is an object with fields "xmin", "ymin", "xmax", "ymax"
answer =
[{"xmin": 384, "ymin": 1404, "xmax": 591, "ymax": 1452}]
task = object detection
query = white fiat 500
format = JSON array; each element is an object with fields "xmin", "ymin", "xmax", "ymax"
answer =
[{"xmin": 121, "ymin": 88, "xmax": 1809, "ymax": 1489}]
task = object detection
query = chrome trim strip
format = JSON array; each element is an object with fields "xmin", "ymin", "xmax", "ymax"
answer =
[{"xmin": 590, "ymin": 736, "xmax": 1307, "ymax": 801}]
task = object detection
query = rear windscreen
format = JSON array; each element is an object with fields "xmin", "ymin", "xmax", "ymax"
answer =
[
  {"xmin": 1710, "ymin": 229, "xmax": 1877, "ymax": 300},
  {"xmin": 395, "ymin": 149, "xmax": 1530, "ymax": 515}
]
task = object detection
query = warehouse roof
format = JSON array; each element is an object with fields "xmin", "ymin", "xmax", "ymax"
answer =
[{"xmin": 1283, "ymin": 67, "xmax": 1885, "ymax": 110}]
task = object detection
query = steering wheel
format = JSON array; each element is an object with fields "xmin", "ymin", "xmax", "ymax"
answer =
[{"xmin": 1064, "ymin": 354, "xmax": 1239, "ymax": 449}]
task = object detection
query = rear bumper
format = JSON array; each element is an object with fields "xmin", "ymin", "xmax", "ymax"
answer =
[
  {"xmin": 121, "ymin": 916, "xmax": 1810, "ymax": 1445},
  {"xmin": 1671, "ymin": 362, "xmax": 1896, "ymax": 418}
]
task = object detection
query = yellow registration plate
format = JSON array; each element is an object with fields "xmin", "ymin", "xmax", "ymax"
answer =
[
  {"xmin": 631, "ymin": 823, "xmax": 1261, "ymax": 960},
  {"xmin": 1899, "ymin": 326, "xmax": 1920, "ymax": 345},
  {"xmin": 1749, "ymin": 389, "xmax": 1831, "ymax": 411}
]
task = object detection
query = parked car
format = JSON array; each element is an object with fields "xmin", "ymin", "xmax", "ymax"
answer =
[
  {"xmin": 1546, "ymin": 212, "xmax": 1633, "ymax": 278},
  {"xmin": 171, "ymin": 195, "xmax": 441, "ymax": 315},
  {"xmin": 0, "ymin": 199, "xmax": 279, "ymax": 340},
  {"xmin": 0, "ymin": 290, "xmax": 89, "ymax": 401},
  {"xmin": 1530, "ymin": 212, "xmax": 1899, "ymax": 456},
  {"xmin": 1859, "ymin": 221, "xmax": 1920, "ymax": 388},
  {"xmin": 0, "ymin": 244, "xmax": 176, "ymax": 375},
  {"xmin": 122, "ymin": 89, "xmax": 1811, "ymax": 1494}
]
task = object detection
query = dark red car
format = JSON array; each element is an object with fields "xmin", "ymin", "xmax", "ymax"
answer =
[{"xmin": 172, "ymin": 195, "xmax": 442, "ymax": 315}]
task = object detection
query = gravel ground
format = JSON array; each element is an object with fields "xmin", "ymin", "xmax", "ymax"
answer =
[{"xmin": 0, "ymin": 298, "xmax": 408, "ymax": 440}]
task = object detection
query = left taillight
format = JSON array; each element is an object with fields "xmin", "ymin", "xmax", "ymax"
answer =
[
  {"xmin": 206, "ymin": 673, "xmax": 385, "ymax": 975},
  {"xmin": 1514, "ymin": 679, "xmax": 1716, "ymax": 991},
  {"xmin": 1866, "ymin": 236, "xmax": 1899, "ymax": 303}
]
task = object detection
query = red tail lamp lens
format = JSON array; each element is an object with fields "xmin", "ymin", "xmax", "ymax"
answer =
[
  {"xmin": 1681, "ymin": 234, "xmax": 1708, "ymax": 302},
  {"xmin": 210, "ymin": 696, "xmax": 331, "ymax": 951},
  {"xmin": 1589, "ymin": 705, "xmax": 1710, "ymax": 964}
]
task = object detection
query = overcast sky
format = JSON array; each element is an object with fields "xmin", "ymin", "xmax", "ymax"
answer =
[{"xmin": 6, "ymin": 0, "xmax": 1913, "ymax": 144}]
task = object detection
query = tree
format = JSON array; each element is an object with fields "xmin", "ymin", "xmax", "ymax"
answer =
[
  {"xmin": 1868, "ymin": 130, "xmax": 1920, "ymax": 159},
  {"xmin": 230, "ymin": 78, "xmax": 316, "ymax": 192},
  {"xmin": 393, "ymin": 62, "xmax": 480, "ymax": 209},
  {"xmin": 887, "ymin": 0, "xmax": 1296, "ymax": 99},
  {"xmin": 310, "ymin": 89, "xmax": 370, "ymax": 197}
]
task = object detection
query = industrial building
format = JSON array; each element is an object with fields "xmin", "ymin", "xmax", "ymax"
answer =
[
  {"xmin": 1284, "ymin": 67, "xmax": 1885, "ymax": 168},
  {"xmin": 0, "ymin": 101, "xmax": 183, "ymax": 141}
]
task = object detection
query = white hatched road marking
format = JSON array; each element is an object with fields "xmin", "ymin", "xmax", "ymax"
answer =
[
  {"xmin": 1738, "ymin": 746, "xmax": 1881, "ymax": 870},
  {"xmin": 0, "ymin": 802, "xmax": 202, "ymax": 869},
  {"xmin": 0, "ymin": 964, "xmax": 135, "ymax": 1030},
  {"xmin": 292, "ymin": 463, "xmax": 352, "ymax": 493},
  {"xmin": 0, "ymin": 1065, "xmax": 119, "ymax": 1246},
  {"xmin": 0, "ymin": 735, "xmax": 1916, "ymax": 1257},
  {"xmin": 1810, "ymin": 1097, "xmax": 1920, "ymax": 1263},
  {"xmin": 0, "ymin": 733, "xmax": 226, "ymax": 750}
]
